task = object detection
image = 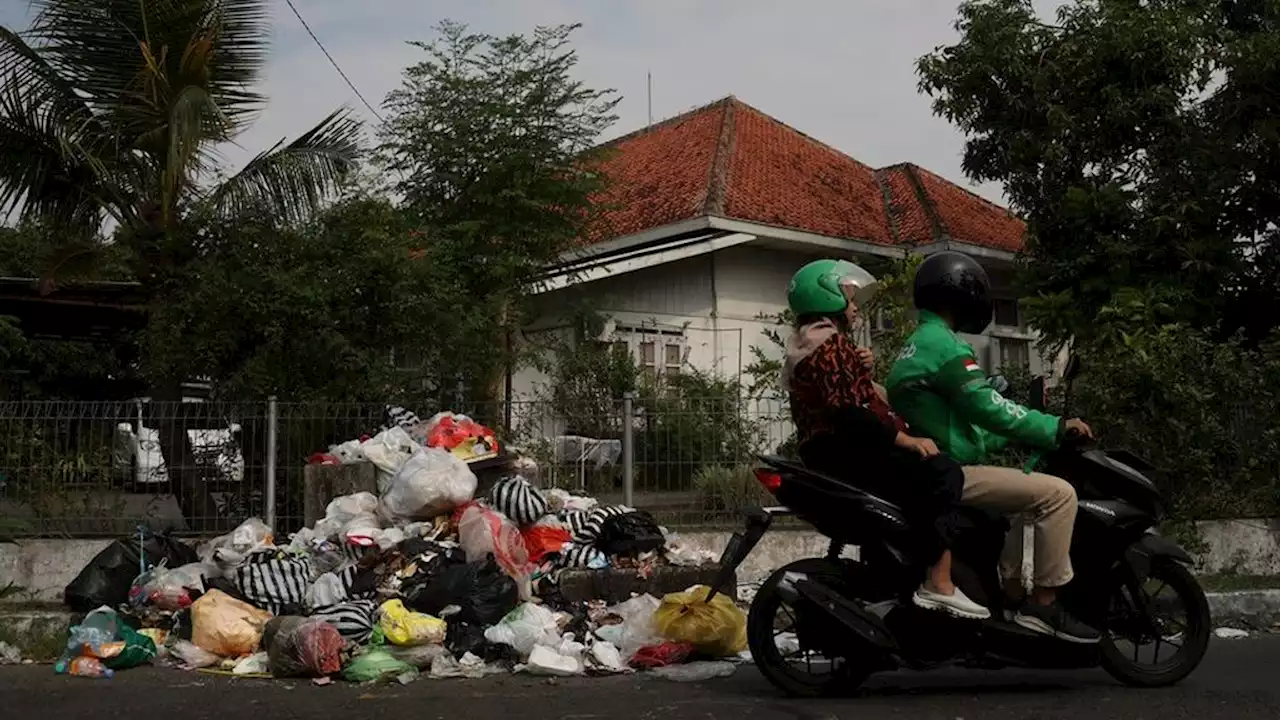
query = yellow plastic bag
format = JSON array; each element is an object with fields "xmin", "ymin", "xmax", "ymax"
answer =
[
  {"xmin": 191, "ymin": 589, "xmax": 273, "ymax": 657},
  {"xmin": 379, "ymin": 600, "xmax": 446, "ymax": 646},
  {"xmin": 653, "ymin": 585, "xmax": 747, "ymax": 657}
]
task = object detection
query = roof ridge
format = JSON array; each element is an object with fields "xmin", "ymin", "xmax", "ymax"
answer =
[
  {"xmin": 598, "ymin": 96, "xmax": 736, "ymax": 150},
  {"xmin": 900, "ymin": 164, "xmax": 948, "ymax": 243},
  {"xmin": 897, "ymin": 162, "xmax": 1016, "ymax": 218},
  {"xmin": 702, "ymin": 99, "xmax": 738, "ymax": 216},
  {"xmin": 872, "ymin": 169, "xmax": 903, "ymax": 245}
]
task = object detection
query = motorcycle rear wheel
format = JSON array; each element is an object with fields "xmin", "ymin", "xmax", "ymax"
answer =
[
  {"xmin": 1100, "ymin": 560, "xmax": 1210, "ymax": 688},
  {"xmin": 747, "ymin": 559, "xmax": 876, "ymax": 698}
]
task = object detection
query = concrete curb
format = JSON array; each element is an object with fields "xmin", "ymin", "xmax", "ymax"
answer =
[{"xmin": 1207, "ymin": 590, "xmax": 1280, "ymax": 629}]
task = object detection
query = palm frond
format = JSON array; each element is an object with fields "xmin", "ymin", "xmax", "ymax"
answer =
[
  {"xmin": 210, "ymin": 108, "xmax": 364, "ymax": 224},
  {"xmin": 29, "ymin": 0, "xmax": 269, "ymax": 127}
]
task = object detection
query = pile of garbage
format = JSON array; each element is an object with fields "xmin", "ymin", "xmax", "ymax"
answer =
[{"xmin": 57, "ymin": 410, "xmax": 741, "ymax": 684}]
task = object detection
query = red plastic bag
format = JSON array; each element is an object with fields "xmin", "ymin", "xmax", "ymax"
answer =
[
  {"xmin": 521, "ymin": 526, "xmax": 572, "ymax": 564},
  {"xmin": 629, "ymin": 642, "xmax": 696, "ymax": 669},
  {"xmin": 457, "ymin": 503, "xmax": 532, "ymax": 600},
  {"xmin": 265, "ymin": 617, "xmax": 346, "ymax": 678}
]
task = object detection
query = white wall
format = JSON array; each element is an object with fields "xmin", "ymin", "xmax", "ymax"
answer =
[{"xmin": 509, "ymin": 241, "xmax": 1055, "ymax": 452}]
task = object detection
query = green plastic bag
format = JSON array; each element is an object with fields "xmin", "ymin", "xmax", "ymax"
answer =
[
  {"xmin": 341, "ymin": 648, "xmax": 416, "ymax": 683},
  {"xmin": 101, "ymin": 625, "xmax": 157, "ymax": 670}
]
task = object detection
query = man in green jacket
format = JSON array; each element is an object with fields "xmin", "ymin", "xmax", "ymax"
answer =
[{"xmin": 886, "ymin": 251, "xmax": 1099, "ymax": 644}]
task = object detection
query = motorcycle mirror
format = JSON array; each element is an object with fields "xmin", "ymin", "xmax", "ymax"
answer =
[
  {"xmin": 988, "ymin": 374, "xmax": 1009, "ymax": 394},
  {"xmin": 1027, "ymin": 376, "xmax": 1046, "ymax": 410},
  {"xmin": 1064, "ymin": 354, "xmax": 1082, "ymax": 382}
]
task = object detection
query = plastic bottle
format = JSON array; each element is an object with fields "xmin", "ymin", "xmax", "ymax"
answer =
[{"xmin": 55, "ymin": 656, "xmax": 115, "ymax": 679}]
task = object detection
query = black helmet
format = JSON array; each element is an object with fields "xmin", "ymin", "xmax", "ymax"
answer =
[{"xmin": 913, "ymin": 251, "xmax": 992, "ymax": 334}]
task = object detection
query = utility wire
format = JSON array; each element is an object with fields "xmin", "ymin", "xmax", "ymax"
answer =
[{"xmin": 282, "ymin": 0, "xmax": 384, "ymax": 122}]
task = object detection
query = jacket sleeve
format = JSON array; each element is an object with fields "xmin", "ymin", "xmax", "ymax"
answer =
[{"xmin": 933, "ymin": 353, "xmax": 1062, "ymax": 450}]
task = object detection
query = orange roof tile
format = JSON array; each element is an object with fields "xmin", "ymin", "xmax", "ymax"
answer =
[{"xmin": 590, "ymin": 97, "xmax": 1026, "ymax": 252}]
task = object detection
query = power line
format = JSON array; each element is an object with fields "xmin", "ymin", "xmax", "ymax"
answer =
[{"xmin": 282, "ymin": 0, "xmax": 384, "ymax": 123}]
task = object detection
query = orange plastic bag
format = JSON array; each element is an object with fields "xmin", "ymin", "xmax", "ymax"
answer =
[
  {"xmin": 191, "ymin": 589, "xmax": 273, "ymax": 657},
  {"xmin": 521, "ymin": 525, "xmax": 572, "ymax": 564}
]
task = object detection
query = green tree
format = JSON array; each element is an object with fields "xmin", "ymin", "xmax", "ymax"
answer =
[
  {"xmin": 916, "ymin": 0, "xmax": 1280, "ymax": 349},
  {"xmin": 142, "ymin": 198, "xmax": 461, "ymax": 402},
  {"xmin": 0, "ymin": 0, "xmax": 362, "ymax": 528},
  {"xmin": 919, "ymin": 1, "xmax": 1280, "ymax": 518},
  {"xmin": 377, "ymin": 21, "xmax": 620, "ymax": 404},
  {"xmin": 1, "ymin": 0, "xmax": 361, "ymax": 281}
]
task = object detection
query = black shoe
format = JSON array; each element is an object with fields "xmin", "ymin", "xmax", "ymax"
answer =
[{"xmin": 1013, "ymin": 600, "xmax": 1101, "ymax": 644}]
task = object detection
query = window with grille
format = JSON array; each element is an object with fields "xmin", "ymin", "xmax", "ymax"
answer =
[
  {"xmin": 992, "ymin": 298, "xmax": 1023, "ymax": 329},
  {"xmin": 999, "ymin": 337, "xmax": 1031, "ymax": 370}
]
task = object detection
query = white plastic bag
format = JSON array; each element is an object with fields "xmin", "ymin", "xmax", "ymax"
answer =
[
  {"xmin": 380, "ymin": 447, "xmax": 477, "ymax": 521},
  {"xmin": 307, "ymin": 572, "xmax": 347, "ymax": 609},
  {"xmin": 233, "ymin": 651, "xmax": 270, "ymax": 675},
  {"xmin": 202, "ymin": 517, "xmax": 273, "ymax": 572},
  {"xmin": 586, "ymin": 641, "xmax": 630, "ymax": 674},
  {"xmin": 608, "ymin": 594, "xmax": 662, "ymax": 662},
  {"xmin": 362, "ymin": 427, "xmax": 419, "ymax": 493},
  {"xmin": 326, "ymin": 492, "xmax": 379, "ymax": 524},
  {"xmin": 483, "ymin": 603, "xmax": 560, "ymax": 658},
  {"xmin": 525, "ymin": 644, "xmax": 584, "ymax": 677},
  {"xmin": 328, "ymin": 439, "xmax": 366, "ymax": 464},
  {"xmin": 652, "ymin": 660, "xmax": 736, "ymax": 682}
]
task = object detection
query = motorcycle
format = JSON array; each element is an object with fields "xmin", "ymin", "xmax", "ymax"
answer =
[{"xmin": 711, "ymin": 356, "xmax": 1211, "ymax": 697}]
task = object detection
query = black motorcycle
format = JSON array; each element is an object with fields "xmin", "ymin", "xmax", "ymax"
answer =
[{"xmin": 712, "ymin": 357, "xmax": 1210, "ymax": 697}]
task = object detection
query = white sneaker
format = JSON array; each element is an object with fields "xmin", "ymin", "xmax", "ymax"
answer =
[{"xmin": 912, "ymin": 585, "xmax": 992, "ymax": 620}]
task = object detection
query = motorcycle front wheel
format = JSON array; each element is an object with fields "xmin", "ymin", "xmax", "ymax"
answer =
[
  {"xmin": 1100, "ymin": 559, "xmax": 1211, "ymax": 688},
  {"xmin": 747, "ymin": 559, "xmax": 877, "ymax": 698}
]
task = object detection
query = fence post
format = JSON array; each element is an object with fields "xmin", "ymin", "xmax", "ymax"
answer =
[
  {"xmin": 265, "ymin": 396, "xmax": 278, "ymax": 532},
  {"xmin": 621, "ymin": 392, "xmax": 635, "ymax": 508}
]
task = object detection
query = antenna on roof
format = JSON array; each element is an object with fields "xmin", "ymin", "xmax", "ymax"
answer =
[{"xmin": 647, "ymin": 70, "xmax": 653, "ymax": 126}]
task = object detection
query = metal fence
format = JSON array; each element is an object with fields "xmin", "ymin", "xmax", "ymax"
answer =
[{"xmin": 0, "ymin": 395, "xmax": 796, "ymax": 538}]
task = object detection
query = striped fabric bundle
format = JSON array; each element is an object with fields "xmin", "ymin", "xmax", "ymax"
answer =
[
  {"xmin": 231, "ymin": 551, "xmax": 313, "ymax": 615},
  {"xmin": 308, "ymin": 599, "xmax": 379, "ymax": 644},
  {"xmin": 557, "ymin": 541, "xmax": 609, "ymax": 569},
  {"xmin": 488, "ymin": 475, "xmax": 549, "ymax": 526},
  {"xmin": 564, "ymin": 505, "xmax": 633, "ymax": 544},
  {"xmin": 382, "ymin": 405, "xmax": 422, "ymax": 431}
]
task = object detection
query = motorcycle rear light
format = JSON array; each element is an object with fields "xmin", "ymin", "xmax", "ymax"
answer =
[{"xmin": 754, "ymin": 468, "xmax": 783, "ymax": 493}]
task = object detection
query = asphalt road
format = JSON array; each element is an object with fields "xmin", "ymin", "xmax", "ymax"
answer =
[{"xmin": 4, "ymin": 636, "xmax": 1279, "ymax": 720}]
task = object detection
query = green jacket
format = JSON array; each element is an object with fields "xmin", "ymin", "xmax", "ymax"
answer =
[{"xmin": 885, "ymin": 311, "xmax": 1063, "ymax": 464}]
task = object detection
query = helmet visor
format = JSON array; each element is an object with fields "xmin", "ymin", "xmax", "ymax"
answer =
[{"xmin": 835, "ymin": 263, "xmax": 881, "ymax": 307}]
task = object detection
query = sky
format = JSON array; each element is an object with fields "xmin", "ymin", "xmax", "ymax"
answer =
[{"xmin": 1, "ymin": 0, "xmax": 1068, "ymax": 206}]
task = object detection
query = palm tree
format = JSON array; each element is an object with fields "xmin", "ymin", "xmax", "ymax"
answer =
[
  {"xmin": 0, "ymin": 0, "xmax": 362, "ymax": 280},
  {"xmin": 0, "ymin": 0, "xmax": 363, "ymax": 530}
]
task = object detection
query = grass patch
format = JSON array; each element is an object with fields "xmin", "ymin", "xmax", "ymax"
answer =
[{"xmin": 1198, "ymin": 573, "xmax": 1280, "ymax": 593}]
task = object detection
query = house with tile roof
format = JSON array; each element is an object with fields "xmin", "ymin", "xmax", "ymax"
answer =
[{"xmin": 514, "ymin": 96, "xmax": 1047, "ymax": 403}]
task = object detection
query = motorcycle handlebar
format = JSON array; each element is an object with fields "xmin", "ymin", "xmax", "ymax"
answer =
[{"xmin": 1061, "ymin": 427, "xmax": 1094, "ymax": 450}]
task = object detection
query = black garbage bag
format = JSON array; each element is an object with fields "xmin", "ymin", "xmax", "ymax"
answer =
[
  {"xmin": 402, "ymin": 556, "xmax": 518, "ymax": 627},
  {"xmin": 444, "ymin": 621, "xmax": 520, "ymax": 665},
  {"xmin": 595, "ymin": 510, "xmax": 665, "ymax": 558},
  {"xmin": 64, "ymin": 531, "xmax": 200, "ymax": 612}
]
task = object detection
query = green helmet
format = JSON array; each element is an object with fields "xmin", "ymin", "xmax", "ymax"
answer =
[{"xmin": 787, "ymin": 259, "xmax": 880, "ymax": 317}]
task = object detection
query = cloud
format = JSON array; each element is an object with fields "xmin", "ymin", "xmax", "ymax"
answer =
[{"xmin": 2, "ymin": 0, "xmax": 1071, "ymax": 204}]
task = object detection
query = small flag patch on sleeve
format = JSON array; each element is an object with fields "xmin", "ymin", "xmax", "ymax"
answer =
[{"xmin": 963, "ymin": 360, "xmax": 981, "ymax": 373}]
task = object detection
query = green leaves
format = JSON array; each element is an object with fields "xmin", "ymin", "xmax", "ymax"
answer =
[
  {"xmin": 209, "ymin": 108, "xmax": 363, "ymax": 225},
  {"xmin": 921, "ymin": 0, "xmax": 1278, "ymax": 349},
  {"xmin": 1, "ymin": 0, "xmax": 357, "ymax": 288}
]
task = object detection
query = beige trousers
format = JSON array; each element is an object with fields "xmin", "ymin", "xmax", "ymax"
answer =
[{"xmin": 960, "ymin": 466, "xmax": 1077, "ymax": 588}]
